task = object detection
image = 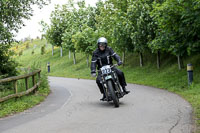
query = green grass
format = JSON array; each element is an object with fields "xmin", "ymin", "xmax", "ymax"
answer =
[
  {"xmin": 0, "ymin": 72, "xmax": 50, "ymax": 118},
  {"xmin": 0, "ymin": 89, "xmax": 49, "ymax": 117},
  {"xmin": 0, "ymin": 39, "xmax": 50, "ymax": 118},
  {"xmin": 0, "ymin": 76, "xmax": 50, "ymax": 117},
  {"xmin": 0, "ymin": 75, "xmax": 40, "ymax": 98},
  {"xmin": 14, "ymin": 39, "xmax": 200, "ymax": 132}
]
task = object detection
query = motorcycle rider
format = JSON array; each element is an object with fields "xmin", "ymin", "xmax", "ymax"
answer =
[{"xmin": 91, "ymin": 37, "xmax": 130, "ymax": 100}]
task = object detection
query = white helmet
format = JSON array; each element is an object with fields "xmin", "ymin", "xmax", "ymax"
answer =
[{"xmin": 97, "ymin": 37, "xmax": 107, "ymax": 47}]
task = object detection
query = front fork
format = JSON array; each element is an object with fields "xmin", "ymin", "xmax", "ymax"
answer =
[
  {"xmin": 101, "ymin": 78, "xmax": 110, "ymax": 101},
  {"xmin": 113, "ymin": 72, "xmax": 122, "ymax": 92},
  {"xmin": 101, "ymin": 72, "xmax": 123, "ymax": 101}
]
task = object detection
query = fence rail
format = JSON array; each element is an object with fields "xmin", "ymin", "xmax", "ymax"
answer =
[{"xmin": 0, "ymin": 69, "xmax": 41, "ymax": 103}]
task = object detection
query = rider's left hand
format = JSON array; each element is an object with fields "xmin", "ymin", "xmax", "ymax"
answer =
[{"xmin": 91, "ymin": 73, "xmax": 96, "ymax": 77}]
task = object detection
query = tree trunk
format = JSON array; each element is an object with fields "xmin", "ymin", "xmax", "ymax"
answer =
[
  {"xmin": 157, "ymin": 50, "xmax": 161, "ymax": 69},
  {"xmin": 60, "ymin": 47, "xmax": 63, "ymax": 57},
  {"xmin": 177, "ymin": 55, "xmax": 184, "ymax": 70},
  {"xmin": 69, "ymin": 50, "xmax": 71, "ymax": 59},
  {"xmin": 46, "ymin": 42, "xmax": 48, "ymax": 48},
  {"xmin": 139, "ymin": 52, "xmax": 143, "ymax": 67},
  {"xmin": 52, "ymin": 46, "xmax": 54, "ymax": 56},
  {"xmin": 73, "ymin": 51, "xmax": 76, "ymax": 64},
  {"xmin": 86, "ymin": 55, "xmax": 89, "ymax": 67},
  {"xmin": 122, "ymin": 50, "xmax": 125, "ymax": 67}
]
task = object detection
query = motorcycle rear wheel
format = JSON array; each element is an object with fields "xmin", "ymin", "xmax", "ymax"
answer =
[{"xmin": 107, "ymin": 80, "xmax": 119, "ymax": 107}]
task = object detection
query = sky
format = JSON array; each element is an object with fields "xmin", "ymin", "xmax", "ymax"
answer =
[{"xmin": 15, "ymin": 0, "xmax": 99, "ymax": 41}]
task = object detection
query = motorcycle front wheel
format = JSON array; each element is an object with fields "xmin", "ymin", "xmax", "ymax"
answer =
[{"xmin": 107, "ymin": 80, "xmax": 119, "ymax": 107}]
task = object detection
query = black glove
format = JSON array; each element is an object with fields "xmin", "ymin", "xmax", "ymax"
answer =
[
  {"xmin": 91, "ymin": 70, "xmax": 96, "ymax": 77},
  {"xmin": 118, "ymin": 61, "xmax": 123, "ymax": 66},
  {"xmin": 91, "ymin": 72, "xmax": 96, "ymax": 77}
]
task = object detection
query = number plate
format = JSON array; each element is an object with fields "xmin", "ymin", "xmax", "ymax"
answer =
[
  {"xmin": 105, "ymin": 75, "xmax": 112, "ymax": 80},
  {"xmin": 100, "ymin": 65, "xmax": 112, "ymax": 75}
]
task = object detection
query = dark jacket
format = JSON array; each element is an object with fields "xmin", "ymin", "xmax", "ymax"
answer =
[{"xmin": 91, "ymin": 47, "xmax": 122, "ymax": 73}]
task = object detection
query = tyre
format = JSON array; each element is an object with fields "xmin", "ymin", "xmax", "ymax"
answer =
[{"xmin": 107, "ymin": 80, "xmax": 119, "ymax": 107}]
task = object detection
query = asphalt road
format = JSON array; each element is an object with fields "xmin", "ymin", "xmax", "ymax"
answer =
[{"xmin": 0, "ymin": 77, "xmax": 194, "ymax": 133}]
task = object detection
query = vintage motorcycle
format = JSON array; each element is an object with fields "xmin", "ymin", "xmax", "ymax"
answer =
[{"xmin": 98, "ymin": 64, "xmax": 125, "ymax": 107}]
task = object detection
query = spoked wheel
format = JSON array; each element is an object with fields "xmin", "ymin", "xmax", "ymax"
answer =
[{"xmin": 107, "ymin": 80, "xmax": 119, "ymax": 107}]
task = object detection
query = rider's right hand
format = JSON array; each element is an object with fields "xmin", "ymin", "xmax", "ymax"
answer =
[
  {"xmin": 91, "ymin": 73, "xmax": 96, "ymax": 77},
  {"xmin": 118, "ymin": 61, "xmax": 123, "ymax": 66}
]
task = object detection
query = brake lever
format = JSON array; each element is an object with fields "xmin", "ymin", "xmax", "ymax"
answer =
[{"xmin": 111, "ymin": 64, "xmax": 118, "ymax": 68}]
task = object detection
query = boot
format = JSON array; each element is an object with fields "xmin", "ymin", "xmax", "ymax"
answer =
[
  {"xmin": 122, "ymin": 86, "xmax": 130, "ymax": 94},
  {"xmin": 100, "ymin": 94, "xmax": 106, "ymax": 101}
]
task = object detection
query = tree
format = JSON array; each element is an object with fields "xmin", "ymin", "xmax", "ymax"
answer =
[
  {"xmin": 151, "ymin": 0, "xmax": 200, "ymax": 69},
  {"xmin": 47, "ymin": 4, "xmax": 70, "ymax": 57},
  {"xmin": 73, "ymin": 25, "xmax": 97, "ymax": 66},
  {"xmin": 127, "ymin": 0, "xmax": 155, "ymax": 67},
  {"xmin": 61, "ymin": 1, "xmax": 88, "ymax": 64},
  {"xmin": 0, "ymin": 0, "xmax": 49, "ymax": 76},
  {"xmin": 0, "ymin": 0, "xmax": 49, "ymax": 44},
  {"xmin": 62, "ymin": 0, "xmax": 97, "ymax": 64},
  {"xmin": 108, "ymin": 0, "xmax": 134, "ymax": 65},
  {"xmin": 44, "ymin": 0, "xmax": 200, "ymax": 70}
]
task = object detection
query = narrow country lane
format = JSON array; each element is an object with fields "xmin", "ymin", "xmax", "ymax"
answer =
[{"xmin": 0, "ymin": 77, "xmax": 194, "ymax": 133}]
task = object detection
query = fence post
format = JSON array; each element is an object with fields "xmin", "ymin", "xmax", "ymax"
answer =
[
  {"xmin": 32, "ymin": 75, "xmax": 35, "ymax": 93},
  {"xmin": 0, "ymin": 70, "xmax": 41, "ymax": 103},
  {"xmin": 14, "ymin": 80, "xmax": 18, "ymax": 94},
  {"xmin": 38, "ymin": 71, "xmax": 41, "ymax": 80},
  {"xmin": 14, "ymin": 80, "xmax": 18, "ymax": 100},
  {"xmin": 25, "ymin": 77, "xmax": 28, "ymax": 90},
  {"xmin": 37, "ymin": 71, "xmax": 41, "ymax": 91}
]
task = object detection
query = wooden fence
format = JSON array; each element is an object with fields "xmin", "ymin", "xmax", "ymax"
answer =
[{"xmin": 0, "ymin": 70, "xmax": 41, "ymax": 103}]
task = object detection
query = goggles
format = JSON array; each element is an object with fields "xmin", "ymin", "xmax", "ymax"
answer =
[{"xmin": 99, "ymin": 43, "xmax": 106, "ymax": 47}]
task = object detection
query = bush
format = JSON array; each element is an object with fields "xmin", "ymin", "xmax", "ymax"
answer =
[
  {"xmin": 28, "ymin": 62, "xmax": 49, "ymax": 95},
  {"xmin": 39, "ymin": 71, "xmax": 49, "ymax": 92},
  {"xmin": 41, "ymin": 45, "xmax": 45, "ymax": 55},
  {"xmin": 19, "ymin": 50, "xmax": 23, "ymax": 56},
  {"xmin": 25, "ymin": 42, "xmax": 29, "ymax": 49},
  {"xmin": 0, "ymin": 58, "xmax": 18, "ymax": 78}
]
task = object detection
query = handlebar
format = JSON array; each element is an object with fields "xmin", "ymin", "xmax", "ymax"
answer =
[
  {"xmin": 111, "ymin": 64, "xmax": 118, "ymax": 68},
  {"xmin": 97, "ymin": 64, "xmax": 118, "ymax": 73}
]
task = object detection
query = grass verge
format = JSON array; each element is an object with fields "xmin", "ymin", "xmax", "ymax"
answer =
[{"xmin": 0, "ymin": 67, "xmax": 50, "ymax": 118}]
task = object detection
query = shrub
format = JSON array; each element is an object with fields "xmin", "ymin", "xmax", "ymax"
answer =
[
  {"xmin": 25, "ymin": 42, "xmax": 29, "ymax": 49},
  {"xmin": 41, "ymin": 45, "xmax": 45, "ymax": 55},
  {"xmin": 19, "ymin": 50, "xmax": 23, "ymax": 56}
]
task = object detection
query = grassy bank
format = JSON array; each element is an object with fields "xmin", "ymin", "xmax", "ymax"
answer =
[
  {"xmin": 0, "ymin": 71, "xmax": 50, "ymax": 118},
  {"xmin": 16, "ymin": 39, "xmax": 200, "ymax": 132},
  {"xmin": 0, "ymin": 40, "xmax": 50, "ymax": 118}
]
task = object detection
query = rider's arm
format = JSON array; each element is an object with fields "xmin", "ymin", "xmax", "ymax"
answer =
[
  {"xmin": 91, "ymin": 51, "xmax": 98, "ymax": 73},
  {"xmin": 109, "ymin": 47, "xmax": 122, "ymax": 64}
]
